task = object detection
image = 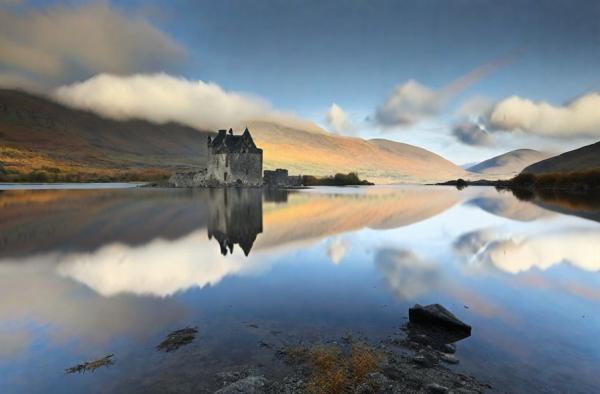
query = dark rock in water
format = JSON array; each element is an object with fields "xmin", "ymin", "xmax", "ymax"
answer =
[
  {"xmin": 409, "ymin": 304, "xmax": 471, "ymax": 335},
  {"xmin": 156, "ymin": 327, "xmax": 198, "ymax": 352},
  {"xmin": 65, "ymin": 354, "xmax": 114, "ymax": 374}
]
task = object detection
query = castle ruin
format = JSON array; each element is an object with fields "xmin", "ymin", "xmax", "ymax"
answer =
[{"xmin": 206, "ymin": 128, "xmax": 263, "ymax": 186}]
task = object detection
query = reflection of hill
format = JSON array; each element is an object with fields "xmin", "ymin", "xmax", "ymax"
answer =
[
  {"xmin": 508, "ymin": 188, "xmax": 600, "ymax": 223},
  {"xmin": 256, "ymin": 187, "xmax": 460, "ymax": 250},
  {"xmin": 0, "ymin": 187, "xmax": 460, "ymax": 259},
  {"xmin": 466, "ymin": 189, "xmax": 553, "ymax": 222},
  {"xmin": 0, "ymin": 188, "xmax": 211, "ymax": 258}
]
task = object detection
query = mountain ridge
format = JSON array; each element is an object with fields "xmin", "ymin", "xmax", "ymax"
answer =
[{"xmin": 0, "ymin": 89, "xmax": 466, "ymax": 184}]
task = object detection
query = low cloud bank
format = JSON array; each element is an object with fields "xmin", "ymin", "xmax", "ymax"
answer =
[{"xmin": 54, "ymin": 73, "xmax": 316, "ymax": 131}]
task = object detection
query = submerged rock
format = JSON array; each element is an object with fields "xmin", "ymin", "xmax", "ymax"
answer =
[
  {"xmin": 156, "ymin": 327, "xmax": 198, "ymax": 352},
  {"xmin": 215, "ymin": 376, "xmax": 268, "ymax": 394},
  {"xmin": 409, "ymin": 304, "xmax": 472, "ymax": 335},
  {"xmin": 65, "ymin": 354, "xmax": 114, "ymax": 374}
]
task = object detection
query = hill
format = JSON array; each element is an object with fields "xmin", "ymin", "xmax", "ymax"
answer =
[
  {"xmin": 0, "ymin": 89, "xmax": 212, "ymax": 181},
  {"xmin": 0, "ymin": 89, "xmax": 466, "ymax": 184},
  {"xmin": 248, "ymin": 121, "xmax": 466, "ymax": 183},
  {"xmin": 468, "ymin": 149, "xmax": 552, "ymax": 177},
  {"xmin": 522, "ymin": 141, "xmax": 600, "ymax": 174}
]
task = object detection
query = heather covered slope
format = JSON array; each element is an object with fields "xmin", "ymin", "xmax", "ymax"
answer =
[
  {"xmin": 468, "ymin": 149, "xmax": 552, "ymax": 176},
  {"xmin": 249, "ymin": 121, "xmax": 467, "ymax": 184},
  {"xmin": 0, "ymin": 89, "xmax": 212, "ymax": 179},
  {"xmin": 522, "ymin": 141, "xmax": 600, "ymax": 174}
]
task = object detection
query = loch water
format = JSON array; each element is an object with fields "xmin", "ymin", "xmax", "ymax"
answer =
[{"xmin": 0, "ymin": 185, "xmax": 599, "ymax": 393}]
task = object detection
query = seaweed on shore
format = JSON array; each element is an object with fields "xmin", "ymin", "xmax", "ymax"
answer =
[
  {"xmin": 65, "ymin": 354, "xmax": 115, "ymax": 374},
  {"xmin": 156, "ymin": 327, "xmax": 198, "ymax": 352}
]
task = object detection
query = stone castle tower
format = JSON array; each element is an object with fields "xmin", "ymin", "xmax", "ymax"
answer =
[{"xmin": 206, "ymin": 128, "xmax": 263, "ymax": 186}]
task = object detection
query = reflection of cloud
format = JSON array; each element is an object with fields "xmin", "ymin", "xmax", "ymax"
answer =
[
  {"xmin": 454, "ymin": 229, "xmax": 600, "ymax": 274},
  {"xmin": 0, "ymin": 328, "xmax": 29, "ymax": 361},
  {"xmin": 0, "ymin": 258, "xmax": 186, "ymax": 351},
  {"xmin": 327, "ymin": 237, "xmax": 347, "ymax": 265},
  {"xmin": 375, "ymin": 249, "xmax": 441, "ymax": 300},
  {"xmin": 57, "ymin": 230, "xmax": 253, "ymax": 297}
]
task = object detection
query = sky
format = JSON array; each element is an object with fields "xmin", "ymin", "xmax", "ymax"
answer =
[{"xmin": 1, "ymin": 0, "xmax": 600, "ymax": 163}]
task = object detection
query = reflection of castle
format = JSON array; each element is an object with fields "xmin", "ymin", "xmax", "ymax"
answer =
[{"xmin": 207, "ymin": 188, "xmax": 263, "ymax": 256}]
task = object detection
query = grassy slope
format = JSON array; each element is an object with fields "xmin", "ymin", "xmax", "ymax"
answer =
[
  {"xmin": 522, "ymin": 141, "xmax": 600, "ymax": 174},
  {"xmin": 0, "ymin": 89, "xmax": 212, "ymax": 180},
  {"xmin": 249, "ymin": 121, "xmax": 466, "ymax": 184}
]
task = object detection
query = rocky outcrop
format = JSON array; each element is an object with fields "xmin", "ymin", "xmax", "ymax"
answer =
[{"xmin": 168, "ymin": 170, "xmax": 208, "ymax": 187}]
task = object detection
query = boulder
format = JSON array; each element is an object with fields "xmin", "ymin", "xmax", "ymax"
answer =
[{"xmin": 409, "ymin": 304, "xmax": 471, "ymax": 335}]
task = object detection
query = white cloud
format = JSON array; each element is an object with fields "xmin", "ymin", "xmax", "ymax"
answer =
[
  {"xmin": 488, "ymin": 93, "xmax": 600, "ymax": 137},
  {"xmin": 54, "ymin": 73, "xmax": 306, "ymax": 131},
  {"xmin": 455, "ymin": 96, "xmax": 495, "ymax": 119},
  {"xmin": 374, "ymin": 80, "xmax": 441, "ymax": 127},
  {"xmin": 53, "ymin": 73, "xmax": 321, "ymax": 132},
  {"xmin": 325, "ymin": 103, "xmax": 356, "ymax": 134},
  {"xmin": 0, "ymin": 2, "xmax": 185, "ymax": 88}
]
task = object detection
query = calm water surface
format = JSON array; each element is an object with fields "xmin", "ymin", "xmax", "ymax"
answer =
[{"xmin": 0, "ymin": 186, "xmax": 599, "ymax": 393}]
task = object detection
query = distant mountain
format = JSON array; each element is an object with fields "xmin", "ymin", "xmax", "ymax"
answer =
[
  {"xmin": 468, "ymin": 149, "xmax": 552, "ymax": 177},
  {"xmin": 0, "ymin": 89, "xmax": 466, "ymax": 183},
  {"xmin": 522, "ymin": 141, "xmax": 600, "ymax": 174},
  {"xmin": 248, "ymin": 120, "xmax": 466, "ymax": 183}
]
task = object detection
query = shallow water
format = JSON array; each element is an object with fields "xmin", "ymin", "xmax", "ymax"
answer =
[{"xmin": 0, "ymin": 186, "xmax": 599, "ymax": 393}]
